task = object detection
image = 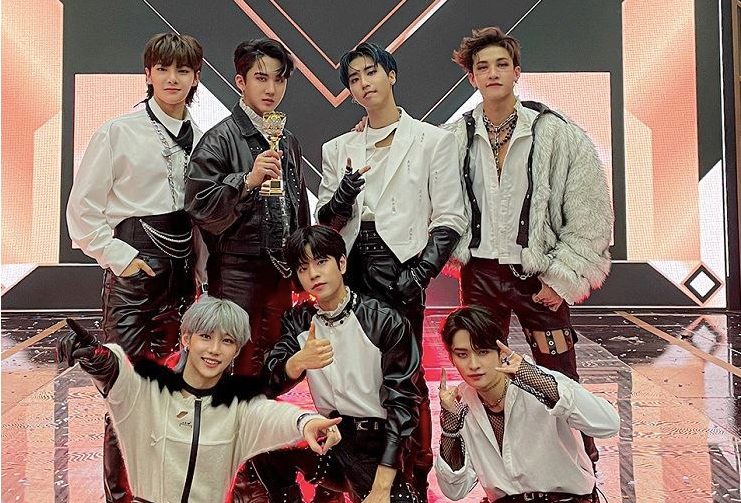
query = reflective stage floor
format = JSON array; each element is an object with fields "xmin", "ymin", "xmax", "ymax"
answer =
[{"xmin": 2, "ymin": 309, "xmax": 740, "ymax": 502}]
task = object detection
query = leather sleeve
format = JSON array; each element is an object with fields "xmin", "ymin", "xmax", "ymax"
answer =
[
  {"xmin": 415, "ymin": 226, "xmax": 461, "ymax": 283},
  {"xmin": 263, "ymin": 304, "xmax": 316, "ymax": 398},
  {"xmin": 355, "ymin": 302, "xmax": 421, "ymax": 469},
  {"xmin": 185, "ymin": 131, "xmax": 259, "ymax": 236}
]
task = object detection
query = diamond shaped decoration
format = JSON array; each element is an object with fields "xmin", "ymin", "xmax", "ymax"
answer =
[{"xmin": 682, "ymin": 264, "xmax": 722, "ymax": 304}]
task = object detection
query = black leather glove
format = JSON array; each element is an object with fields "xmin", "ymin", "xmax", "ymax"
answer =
[
  {"xmin": 389, "ymin": 226, "xmax": 461, "ymax": 305},
  {"xmin": 317, "ymin": 164, "xmax": 366, "ymax": 226},
  {"xmin": 58, "ymin": 318, "xmax": 119, "ymax": 395}
]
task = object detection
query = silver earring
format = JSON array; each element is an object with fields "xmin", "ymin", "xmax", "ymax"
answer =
[{"xmin": 229, "ymin": 360, "xmax": 235, "ymax": 376}]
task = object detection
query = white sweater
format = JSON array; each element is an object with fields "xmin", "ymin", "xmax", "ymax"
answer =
[{"xmin": 102, "ymin": 345, "xmax": 316, "ymax": 503}]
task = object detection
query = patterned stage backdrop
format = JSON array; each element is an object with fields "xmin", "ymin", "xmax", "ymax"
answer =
[{"xmin": 0, "ymin": 0, "xmax": 729, "ymax": 307}]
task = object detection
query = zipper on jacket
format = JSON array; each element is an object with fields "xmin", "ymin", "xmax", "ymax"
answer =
[{"xmin": 180, "ymin": 398, "xmax": 202, "ymax": 502}]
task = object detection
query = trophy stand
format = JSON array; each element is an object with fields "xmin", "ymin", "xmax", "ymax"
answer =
[
  {"xmin": 262, "ymin": 111, "xmax": 291, "ymax": 278},
  {"xmin": 262, "ymin": 111, "xmax": 287, "ymax": 197}
]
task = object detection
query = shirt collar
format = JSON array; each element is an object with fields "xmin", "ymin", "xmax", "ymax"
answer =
[
  {"xmin": 148, "ymin": 98, "xmax": 191, "ymax": 137},
  {"xmin": 239, "ymin": 98, "xmax": 268, "ymax": 138}
]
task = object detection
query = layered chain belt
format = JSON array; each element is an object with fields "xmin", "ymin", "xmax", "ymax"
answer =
[
  {"xmin": 114, "ymin": 211, "xmax": 193, "ymax": 259},
  {"xmin": 139, "ymin": 220, "xmax": 192, "ymax": 259}
]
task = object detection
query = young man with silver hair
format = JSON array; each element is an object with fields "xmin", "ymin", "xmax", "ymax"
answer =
[{"xmin": 57, "ymin": 297, "xmax": 343, "ymax": 503}]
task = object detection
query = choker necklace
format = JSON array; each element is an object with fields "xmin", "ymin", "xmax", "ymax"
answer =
[
  {"xmin": 482, "ymin": 110, "xmax": 518, "ymax": 180},
  {"xmin": 481, "ymin": 379, "xmax": 510, "ymax": 410},
  {"xmin": 180, "ymin": 374, "xmax": 217, "ymax": 398},
  {"xmin": 316, "ymin": 289, "xmax": 356, "ymax": 327}
]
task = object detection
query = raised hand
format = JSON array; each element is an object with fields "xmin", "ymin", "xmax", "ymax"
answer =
[
  {"xmin": 439, "ymin": 368, "xmax": 460, "ymax": 413},
  {"xmin": 494, "ymin": 340, "xmax": 523, "ymax": 375},
  {"xmin": 57, "ymin": 318, "xmax": 101, "ymax": 367},
  {"xmin": 303, "ymin": 416, "xmax": 342, "ymax": 455},
  {"xmin": 286, "ymin": 323, "xmax": 334, "ymax": 379},
  {"xmin": 246, "ymin": 149, "xmax": 283, "ymax": 190},
  {"xmin": 351, "ymin": 116, "xmax": 369, "ymax": 133}
]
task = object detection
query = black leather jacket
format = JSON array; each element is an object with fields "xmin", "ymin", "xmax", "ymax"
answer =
[
  {"xmin": 264, "ymin": 291, "xmax": 421, "ymax": 469},
  {"xmin": 185, "ymin": 102, "xmax": 309, "ymax": 255}
]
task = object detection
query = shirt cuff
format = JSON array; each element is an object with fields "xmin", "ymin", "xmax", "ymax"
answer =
[
  {"xmin": 297, "ymin": 412, "xmax": 324, "ymax": 436},
  {"xmin": 106, "ymin": 241, "xmax": 140, "ymax": 276},
  {"xmin": 547, "ymin": 379, "xmax": 576, "ymax": 417}
]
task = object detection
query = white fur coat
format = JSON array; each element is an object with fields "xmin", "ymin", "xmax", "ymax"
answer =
[{"xmin": 444, "ymin": 102, "xmax": 613, "ymax": 304}]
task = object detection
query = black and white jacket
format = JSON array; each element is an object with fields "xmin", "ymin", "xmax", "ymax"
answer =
[{"xmin": 264, "ymin": 289, "xmax": 421, "ymax": 469}]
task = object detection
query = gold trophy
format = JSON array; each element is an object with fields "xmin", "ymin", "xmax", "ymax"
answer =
[{"xmin": 262, "ymin": 111, "xmax": 287, "ymax": 197}]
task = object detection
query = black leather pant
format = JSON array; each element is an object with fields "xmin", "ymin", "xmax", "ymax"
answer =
[
  {"xmin": 253, "ymin": 417, "xmax": 417, "ymax": 503},
  {"xmin": 207, "ymin": 253, "xmax": 293, "ymax": 377},
  {"xmin": 208, "ymin": 253, "xmax": 292, "ymax": 503},
  {"xmin": 460, "ymin": 258, "xmax": 598, "ymax": 463},
  {"xmin": 346, "ymin": 229, "xmax": 433, "ymax": 497},
  {"xmin": 101, "ymin": 254, "xmax": 195, "ymax": 503}
]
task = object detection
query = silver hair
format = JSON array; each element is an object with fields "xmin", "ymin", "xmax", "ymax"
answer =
[{"xmin": 180, "ymin": 296, "xmax": 251, "ymax": 349}]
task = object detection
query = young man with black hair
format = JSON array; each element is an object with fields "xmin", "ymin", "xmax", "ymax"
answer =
[
  {"xmin": 186, "ymin": 38, "xmax": 310, "ymax": 378},
  {"xmin": 185, "ymin": 37, "xmax": 310, "ymax": 503},
  {"xmin": 67, "ymin": 32, "xmax": 207, "ymax": 503},
  {"xmin": 434, "ymin": 306, "xmax": 618, "ymax": 503},
  {"xmin": 445, "ymin": 27, "xmax": 613, "ymax": 463},
  {"xmin": 316, "ymin": 42, "xmax": 466, "ymax": 501},
  {"xmin": 253, "ymin": 225, "xmax": 421, "ymax": 503}
]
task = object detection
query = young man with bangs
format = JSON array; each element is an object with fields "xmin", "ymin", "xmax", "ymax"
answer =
[
  {"xmin": 67, "ymin": 32, "xmax": 207, "ymax": 503},
  {"xmin": 186, "ymin": 38, "xmax": 309, "ymax": 379},
  {"xmin": 444, "ymin": 27, "xmax": 613, "ymax": 462},
  {"xmin": 316, "ymin": 42, "xmax": 466, "ymax": 501},
  {"xmin": 434, "ymin": 306, "xmax": 618, "ymax": 503},
  {"xmin": 253, "ymin": 225, "xmax": 421, "ymax": 503},
  {"xmin": 57, "ymin": 297, "xmax": 344, "ymax": 503},
  {"xmin": 185, "ymin": 37, "xmax": 309, "ymax": 503}
]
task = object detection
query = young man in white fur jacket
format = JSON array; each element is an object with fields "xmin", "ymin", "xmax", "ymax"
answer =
[{"xmin": 444, "ymin": 27, "xmax": 613, "ymax": 464}]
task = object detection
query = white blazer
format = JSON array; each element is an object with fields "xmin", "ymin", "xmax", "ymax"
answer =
[{"xmin": 317, "ymin": 108, "xmax": 466, "ymax": 263}]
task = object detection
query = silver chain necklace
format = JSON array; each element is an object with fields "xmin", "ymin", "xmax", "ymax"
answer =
[{"xmin": 150, "ymin": 119, "xmax": 188, "ymax": 211}]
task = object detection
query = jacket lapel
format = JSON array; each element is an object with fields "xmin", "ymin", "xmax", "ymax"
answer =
[{"xmin": 379, "ymin": 108, "xmax": 414, "ymax": 197}]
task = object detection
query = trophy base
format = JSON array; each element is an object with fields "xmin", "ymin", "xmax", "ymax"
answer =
[{"xmin": 262, "ymin": 179, "xmax": 284, "ymax": 197}]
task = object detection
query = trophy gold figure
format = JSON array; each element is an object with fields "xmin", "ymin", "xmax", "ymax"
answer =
[{"xmin": 262, "ymin": 111, "xmax": 287, "ymax": 197}]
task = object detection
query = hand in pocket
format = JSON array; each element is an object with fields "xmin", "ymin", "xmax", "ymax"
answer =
[{"xmin": 532, "ymin": 277, "xmax": 563, "ymax": 312}]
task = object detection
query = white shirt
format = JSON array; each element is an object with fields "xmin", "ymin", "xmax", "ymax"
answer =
[
  {"xmin": 66, "ymin": 98, "xmax": 204, "ymax": 276},
  {"xmin": 469, "ymin": 101, "xmax": 537, "ymax": 263},
  {"xmin": 103, "ymin": 345, "xmax": 313, "ymax": 503},
  {"xmin": 295, "ymin": 292, "xmax": 386, "ymax": 419},
  {"xmin": 361, "ymin": 121, "xmax": 398, "ymax": 221},
  {"xmin": 435, "ymin": 365, "xmax": 619, "ymax": 501}
]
